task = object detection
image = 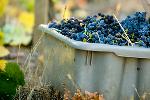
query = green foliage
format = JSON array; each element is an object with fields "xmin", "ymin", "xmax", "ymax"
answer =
[
  {"xmin": 0, "ymin": 47, "xmax": 9, "ymax": 57},
  {"xmin": 0, "ymin": 30, "xmax": 4, "ymax": 45},
  {"xmin": 52, "ymin": 0, "xmax": 60, "ymax": 3},
  {"xmin": 0, "ymin": 0, "xmax": 8, "ymax": 17},
  {"xmin": 19, "ymin": 0, "xmax": 34, "ymax": 12},
  {"xmin": 5, "ymin": 62, "xmax": 25, "ymax": 85},
  {"xmin": 3, "ymin": 23, "xmax": 32, "ymax": 46},
  {"xmin": 0, "ymin": 62, "xmax": 25, "ymax": 99}
]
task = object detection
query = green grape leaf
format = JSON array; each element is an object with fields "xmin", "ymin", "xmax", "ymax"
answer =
[
  {"xmin": 83, "ymin": 38, "xmax": 87, "ymax": 42},
  {"xmin": 0, "ymin": 62, "xmax": 25, "ymax": 99}
]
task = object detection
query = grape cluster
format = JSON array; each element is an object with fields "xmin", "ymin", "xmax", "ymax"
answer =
[
  {"xmin": 121, "ymin": 12, "xmax": 150, "ymax": 47},
  {"xmin": 48, "ymin": 12, "xmax": 150, "ymax": 48}
]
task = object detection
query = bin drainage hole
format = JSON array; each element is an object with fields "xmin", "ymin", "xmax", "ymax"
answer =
[{"xmin": 137, "ymin": 67, "xmax": 140, "ymax": 71}]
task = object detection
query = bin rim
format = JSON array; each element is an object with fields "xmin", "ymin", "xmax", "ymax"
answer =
[{"xmin": 39, "ymin": 24, "xmax": 150, "ymax": 59}]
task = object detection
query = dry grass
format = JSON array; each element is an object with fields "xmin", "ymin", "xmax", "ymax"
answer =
[
  {"xmin": 14, "ymin": 85, "xmax": 63, "ymax": 100},
  {"xmin": 14, "ymin": 85, "xmax": 105, "ymax": 100}
]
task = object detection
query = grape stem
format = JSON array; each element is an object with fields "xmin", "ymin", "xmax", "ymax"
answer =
[
  {"xmin": 96, "ymin": 32, "xmax": 101, "ymax": 43},
  {"xmin": 113, "ymin": 14, "xmax": 134, "ymax": 46},
  {"xmin": 63, "ymin": 5, "xmax": 67, "ymax": 19},
  {"xmin": 84, "ymin": 25, "xmax": 89, "ymax": 37}
]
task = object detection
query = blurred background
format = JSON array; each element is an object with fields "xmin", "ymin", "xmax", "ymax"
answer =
[{"xmin": 0, "ymin": 0, "xmax": 146, "ymax": 68}]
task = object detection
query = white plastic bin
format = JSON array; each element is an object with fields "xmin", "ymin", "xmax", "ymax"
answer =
[{"xmin": 39, "ymin": 24, "xmax": 150, "ymax": 100}]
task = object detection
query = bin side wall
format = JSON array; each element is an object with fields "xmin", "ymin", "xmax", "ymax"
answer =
[
  {"xmin": 138, "ymin": 59, "xmax": 150, "ymax": 98},
  {"xmin": 74, "ymin": 51, "xmax": 123, "ymax": 99},
  {"xmin": 42, "ymin": 34, "xmax": 76, "ymax": 92},
  {"xmin": 42, "ymin": 33, "xmax": 150, "ymax": 100}
]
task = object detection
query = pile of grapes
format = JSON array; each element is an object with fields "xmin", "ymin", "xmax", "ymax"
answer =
[{"xmin": 48, "ymin": 12, "xmax": 150, "ymax": 48}]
